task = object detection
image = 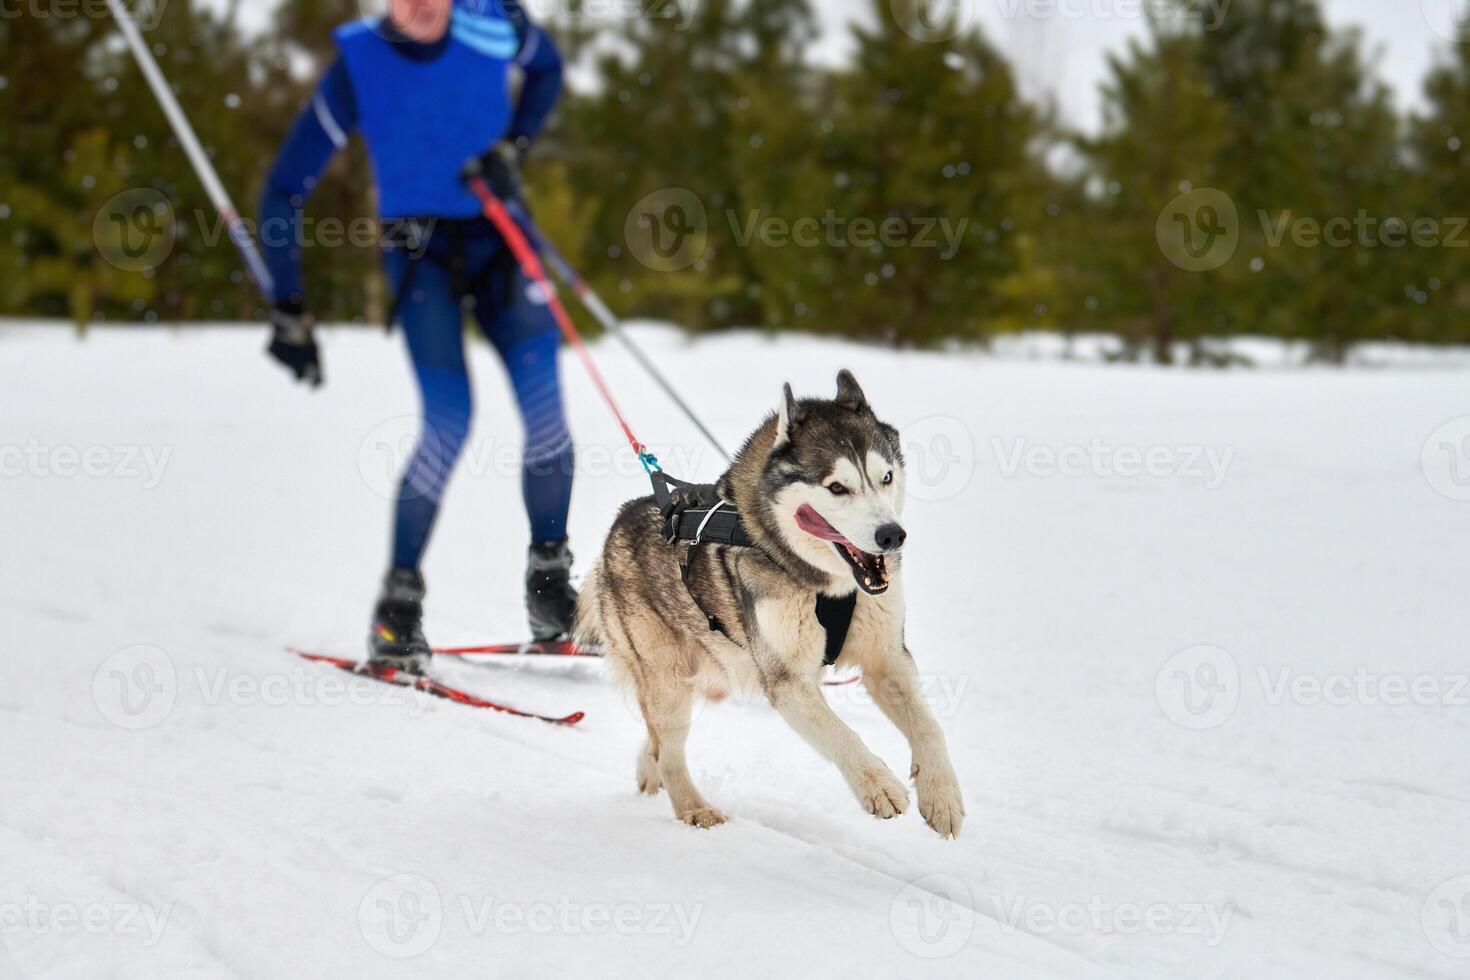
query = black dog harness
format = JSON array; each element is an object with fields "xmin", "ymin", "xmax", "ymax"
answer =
[{"xmin": 650, "ymin": 471, "xmax": 856, "ymax": 667}]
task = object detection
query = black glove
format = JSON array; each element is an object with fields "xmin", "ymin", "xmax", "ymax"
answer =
[
  {"xmin": 462, "ymin": 138, "xmax": 527, "ymax": 202},
  {"xmin": 267, "ymin": 300, "xmax": 323, "ymax": 388}
]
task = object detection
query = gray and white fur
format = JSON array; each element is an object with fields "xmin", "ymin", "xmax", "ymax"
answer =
[{"xmin": 577, "ymin": 370, "xmax": 965, "ymax": 837}]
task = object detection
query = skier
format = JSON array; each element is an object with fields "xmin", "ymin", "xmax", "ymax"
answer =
[{"xmin": 258, "ymin": 0, "xmax": 575, "ymax": 672}]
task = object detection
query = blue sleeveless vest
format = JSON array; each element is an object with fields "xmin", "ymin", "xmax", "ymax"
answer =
[{"xmin": 334, "ymin": 10, "xmax": 519, "ymax": 219}]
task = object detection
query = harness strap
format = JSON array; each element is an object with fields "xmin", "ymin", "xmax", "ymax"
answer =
[
  {"xmin": 692, "ymin": 499, "xmax": 729, "ymax": 545},
  {"xmin": 678, "ymin": 544, "xmax": 727, "ymax": 637},
  {"xmin": 815, "ymin": 592, "xmax": 857, "ymax": 667},
  {"xmin": 662, "ymin": 476, "xmax": 857, "ymax": 667}
]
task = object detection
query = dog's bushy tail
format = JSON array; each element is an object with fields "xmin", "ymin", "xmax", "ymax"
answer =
[{"xmin": 573, "ymin": 558, "xmax": 605, "ymax": 651}]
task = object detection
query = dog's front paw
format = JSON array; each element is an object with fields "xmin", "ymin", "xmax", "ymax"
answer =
[
  {"xmin": 851, "ymin": 765, "xmax": 909, "ymax": 819},
  {"xmin": 913, "ymin": 762, "xmax": 965, "ymax": 839},
  {"xmin": 677, "ymin": 805, "xmax": 728, "ymax": 829}
]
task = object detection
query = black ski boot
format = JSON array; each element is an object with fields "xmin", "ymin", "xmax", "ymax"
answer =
[
  {"xmin": 526, "ymin": 540, "xmax": 578, "ymax": 642},
  {"xmin": 368, "ymin": 568, "xmax": 432, "ymax": 674}
]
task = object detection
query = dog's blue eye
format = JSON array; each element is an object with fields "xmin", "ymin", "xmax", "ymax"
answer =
[
  {"xmin": 827, "ymin": 482, "xmax": 848, "ymax": 496},
  {"xmin": 882, "ymin": 471, "xmax": 893, "ymax": 485}
]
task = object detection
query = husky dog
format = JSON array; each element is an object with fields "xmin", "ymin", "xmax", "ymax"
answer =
[{"xmin": 577, "ymin": 371, "xmax": 964, "ymax": 838}]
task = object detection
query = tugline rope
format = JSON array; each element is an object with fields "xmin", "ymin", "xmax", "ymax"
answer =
[{"xmin": 468, "ymin": 178, "xmax": 662, "ymax": 474}]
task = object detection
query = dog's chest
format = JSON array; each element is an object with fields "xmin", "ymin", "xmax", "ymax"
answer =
[{"xmin": 751, "ymin": 580, "xmax": 903, "ymax": 667}]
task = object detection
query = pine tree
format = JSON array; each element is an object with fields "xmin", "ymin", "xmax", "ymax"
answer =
[
  {"xmin": 1198, "ymin": 0, "xmax": 1403, "ymax": 361},
  {"xmin": 730, "ymin": 0, "xmax": 1037, "ymax": 345},
  {"xmin": 555, "ymin": 0, "xmax": 814, "ymax": 332},
  {"xmin": 1407, "ymin": 43, "xmax": 1470, "ymax": 345},
  {"xmin": 263, "ymin": 0, "xmax": 383, "ymax": 323},
  {"xmin": 1074, "ymin": 22, "xmax": 1231, "ymax": 363}
]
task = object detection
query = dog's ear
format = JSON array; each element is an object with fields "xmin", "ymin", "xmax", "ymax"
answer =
[
  {"xmin": 835, "ymin": 369, "xmax": 868, "ymax": 411},
  {"xmin": 774, "ymin": 383, "xmax": 799, "ymax": 449}
]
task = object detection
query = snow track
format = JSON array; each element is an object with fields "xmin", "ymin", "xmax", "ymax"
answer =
[{"xmin": 3, "ymin": 323, "xmax": 1467, "ymax": 978}]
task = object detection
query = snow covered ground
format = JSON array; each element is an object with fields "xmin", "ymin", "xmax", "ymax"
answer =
[{"xmin": 3, "ymin": 320, "xmax": 1468, "ymax": 979}]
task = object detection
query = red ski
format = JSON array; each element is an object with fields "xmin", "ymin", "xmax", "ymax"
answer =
[
  {"xmin": 435, "ymin": 641, "xmax": 860, "ymax": 686},
  {"xmin": 290, "ymin": 650, "xmax": 585, "ymax": 726}
]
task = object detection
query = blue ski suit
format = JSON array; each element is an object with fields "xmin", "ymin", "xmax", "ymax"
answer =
[{"xmin": 258, "ymin": 2, "xmax": 571, "ymax": 571}]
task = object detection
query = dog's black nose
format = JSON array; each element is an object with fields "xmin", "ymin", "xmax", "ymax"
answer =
[{"xmin": 874, "ymin": 522, "xmax": 907, "ymax": 552}]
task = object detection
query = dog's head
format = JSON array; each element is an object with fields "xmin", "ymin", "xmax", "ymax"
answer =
[{"xmin": 760, "ymin": 370, "xmax": 906, "ymax": 596}]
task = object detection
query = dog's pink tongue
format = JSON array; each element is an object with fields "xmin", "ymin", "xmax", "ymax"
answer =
[{"xmin": 795, "ymin": 504, "xmax": 848, "ymax": 543}]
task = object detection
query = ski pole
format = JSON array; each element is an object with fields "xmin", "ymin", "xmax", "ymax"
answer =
[
  {"xmin": 468, "ymin": 177, "xmax": 660, "ymax": 473},
  {"xmin": 102, "ymin": 0, "xmax": 274, "ymax": 298},
  {"xmin": 505, "ymin": 201, "xmax": 732, "ymax": 463}
]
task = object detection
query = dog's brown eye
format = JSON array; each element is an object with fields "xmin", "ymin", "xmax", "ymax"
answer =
[
  {"xmin": 827, "ymin": 482, "xmax": 848, "ymax": 496},
  {"xmin": 882, "ymin": 471, "xmax": 894, "ymax": 485}
]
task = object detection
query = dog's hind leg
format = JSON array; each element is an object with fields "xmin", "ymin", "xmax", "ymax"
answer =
[
  {"xmin": 642, "ymin": 680, "xmax": 726, "ymax": 828},
  {"xmin": 636, "ymin": 723, "xmax": 662, "ymax": 796}
]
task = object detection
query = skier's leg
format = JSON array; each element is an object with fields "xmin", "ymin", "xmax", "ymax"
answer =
[
  {"xmin": 367, "ymin": 250, "xmax": 473, "ymax": 669},
  {"xmin": 475, "ymin": 273, "xmax": 574, "ymax": 542},
  {"xmin": 473, "ymin": 262, "xmax": 577, "ymax": 639},
  {"xmin": 390, "ymin": 254, "xmax": 475, "ymax": 572}
]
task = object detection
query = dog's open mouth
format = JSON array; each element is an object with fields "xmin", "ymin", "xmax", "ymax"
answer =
[{"xmin": 794, "ymin": 504, "xmax": 890, "ymax": 596}]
